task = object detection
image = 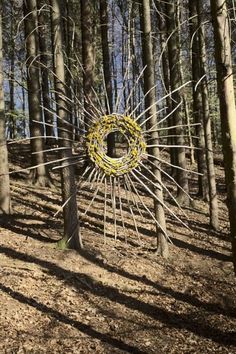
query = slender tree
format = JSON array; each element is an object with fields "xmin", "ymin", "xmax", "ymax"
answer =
[
  {"xmin": 9, "ymin": 0, "xmax": 17, "ymax": 140},
  {"xmin": 50, "ymin": 0, "xmax": 82, "ymax": 250},
  {"xmin": 0, "ymin": 1, "xmax": 11, "ymax": 214},
  {"xmin": 211, "ymin": 0, "xmax": 236, "ymax": 271},
  {"xmin": 37, "ymin": 0, "xmax": 54, "ymax": 142},
  {"xmin": 189, "ymin": 0, "xmax": 208, "ymax": 198},
  {"xmin": 139, "ymin": 0, "xmax": 169, "ymax": 258},
  {"xmin": 80, "ymin": 0, "xmax": 96, "ymax": 129},
  {"xmin": 111, "ymin": 1, "xmax": 118, "ymax": 106},
  {"xmin": 156, "ymin": 0, "xmax": 173, "ymax": 156},
  {"xmin": 165, "ymin": 0, "xmax": 189, "ymax": 205},
  {"xmin": 23, "ymin": 0, "xmax": 50, "ymax": 186},
  {"xmin": 63, "ymin": 0, "xmax": 74, "ymax": 136},
  {"xmin": 177, "ymin": 3, "xmax": 194, "ymax": 167},
  {"xmin": 100, "ymin": 0, "xmax": 113, "ymax": 111},
  {"xmin": 197, "ymin": 0, "xmax": 219, "ymax": 230},
  {"xmin": 100, "ymin": 0, "xmax": 115, "ymax": 156}
]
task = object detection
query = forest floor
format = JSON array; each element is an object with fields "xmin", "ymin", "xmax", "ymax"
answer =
[{"xmin": 0, "ymin": 144, "xmax": 236, "ymax": 354}]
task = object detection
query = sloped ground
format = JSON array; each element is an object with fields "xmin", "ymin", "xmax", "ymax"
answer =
[{"xmin": 0, "ymin": 146, "xmax": 235, "ymax": 353}]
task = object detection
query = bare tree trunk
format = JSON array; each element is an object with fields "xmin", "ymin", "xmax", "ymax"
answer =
[
  {"xmin": 100, "ymin": 0, "xmax": 115, "ymax": 156},
  {"xmin": 156, "ymin": 0, "xmax": 176, "ymax": 170},
  {"xmin": 198, "ymin": 0, "xmax": 219, "ymax": 230},
  {"xmin": 50, "ymin": 0, "xmax": 82, "ymax": 250},
  {"xmin": 21, "ymin": 67, "xmax": 27, "ymax": 138},
  {"xmin": 100, "ymin": 0, "xmax": 113, "ymax": 112},
  {"xmin": 139, "ymin": 0, "xmax": 169, "ymax": 258},
  {"xmin": 80, "ymin": 0, "xmax": 95, "ymax": 129},
  {"xmin": 63, "ymin": 0, "xmax": 73, "ymax": 136},
  {"xmin": 130, "ymin": 2, "xmax": 137, "ymax": 112},
  {"xmin": 9, "ymin": 54, "xmax": 15, "ymax": 139},
  {"xmin": 0, "ymin": 2, "xmax": 11, "ymax": 214},
  {"xmin": 211, "ymin": 0, "xmax": 236, "ymax": 272},
  {"xmin": 111, "ymin": 1, "xmax": 118, "ymax": 105},
  {"xmin": 73, "ymin": 80, "xmax": 80, "ymax": 142},
  {"xmin": 9, "ymin": 1, "xmax": 16, "ymax": 140},
  {"xmin": 166, "ymin": 0, "xmax": 189, "ymax": 205},
  {"xmin": 121, "ymin": 5, "xmax": 128, "ymax": 115},
  {"xmin": 23, "ymin": 0, "xmax": 50, "ymax": 186},
  {"xmin": 189, "ymin": 0, "xmax": 208, "ymax": 199},
  {"xmin": 177, "ymin": 3, "xmax": 194, "ymax": 167},
  {"xmin": 37, "ymin": 0, "xmax": 54, "ymax": 143}
]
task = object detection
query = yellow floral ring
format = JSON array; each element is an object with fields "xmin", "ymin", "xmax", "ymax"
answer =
[{"xmin": 86, "ymin": 114, "xmax": 146, "ymax": 177}]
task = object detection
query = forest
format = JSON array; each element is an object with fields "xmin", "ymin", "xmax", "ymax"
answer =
[{"xmin": 0, "ymin": 0, "xmax": 236, "ymax": 353}]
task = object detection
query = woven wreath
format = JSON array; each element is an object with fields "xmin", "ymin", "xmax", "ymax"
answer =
[{"xmin": 86, "ymin": 114, "xmax": 146, "ymax": 177}]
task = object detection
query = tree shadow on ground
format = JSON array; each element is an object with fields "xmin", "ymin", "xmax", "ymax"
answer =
[
  {"xmin": 79, "ymin": 249, "xmax": 236, "ymax": 319},
  {"xmin": 0, "ymin": 214, "xmax": 61, "ymax": 243},
  {"xmin": 0, "ymin": 201, "xmax": 232, "ymax": 263},
  {"xmin": 0, "ymin": 282, "xmax": 147, "ymax": 354},
  {"xmin": 188, "ymin": 219, "xmax": 230, "ymax": 243},
  {"xmin": 0, "ymin": 245, "xmax": 235, "ymax": 348},
  {"xmin": 11, "ymin": 195, "xmax": 58, "ymax": 216},
  {"xmin": 22, "ymin": 187, "xmax": 61, "ymax": 206},
  {"xmin": 1, "ymin": 177, "xmax": 232, "ymax": 264},
  {"xmin": 170, "ymin": 236, "xmax": 231, "ymax": 262},
  {"xmin": 168, "ymin": 219, "xmax": 232, "ymax": 262}
]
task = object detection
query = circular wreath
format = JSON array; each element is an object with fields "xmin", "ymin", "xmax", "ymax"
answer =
[{"xmin": 86, "ymin": 114, "xmax": 146, "ymax": 177}]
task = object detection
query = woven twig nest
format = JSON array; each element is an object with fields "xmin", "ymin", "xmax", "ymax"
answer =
[{"xmin": 87, "ymin": 114, "xmax": 146, "ymax": 177}]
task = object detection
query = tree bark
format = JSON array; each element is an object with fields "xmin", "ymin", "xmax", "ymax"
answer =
[
  {"xmin": 63, "ymin": 0, "xmax": 73, "ymax": 136},
  {"xmin": 111, "ymin": 2, "xmax": 118, "ymax": 107},
  {"xmin": 50, "ymin": 0, "xmax": 82, "ymax": 250},
  {"xmin": 37, "ymin": 0, "xmax": 54, "ymax": 142},
  {"xmin": 99, "ymin": 0, "xmax": 115, "ymax": 156},
  {"xmin": 198, "ymin": 0, "xmax": 219, "ymax": 230},
  {"xmin": 211, "ymin": 0, "xmax": 236, "ymax": 271},
  {"xmin": 139, "ymin": 0, "xmax": 169, "ymax": 258},
  {"xmin": 0, "ymin": 2, "xmax": 11, "ymax": 214},
  {"xmin": 189, "ymin": 0, "xmax": 208, "ymax": 199},
  {"xmin": 9, "ymin": 1, "xmax": 16, "ymax": 140},
  {"xmin": 165, "ymin": 0, "xmax": 189, "ymax": 205},
  {"xmin": 80, "ymin": 0, "xmax": 95, "ymax": 129},
  {"xmin": 23, "ymin": 0, "xmax": 50, "ymax": 186},
  {"xmin": 177, "ymin": 2, "xmax": 195, "ymax": 167},
  {"xmin": 156, "ymin": 0, "xmax": 176, "ymax": 169}
]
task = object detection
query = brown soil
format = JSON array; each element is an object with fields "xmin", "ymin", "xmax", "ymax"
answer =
[{"xmin": 0, "ymin": 145, "xmax": 235, "ymax": 354}]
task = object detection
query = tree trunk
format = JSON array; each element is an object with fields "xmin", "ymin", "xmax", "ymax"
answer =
[
  {"xmin": 0, "ymin": 2, "xmax": 11, "ymax": 214},
  {"xmin": 37, "ymin": 0, "xmax": 54, "ymax": 142},
  {"xmin": 189, "ymin": 0, "xmax": 208, "ymax": 199},
  {"xmin": 177, "ymin": 2, "xmax": 194, "ymax": 168},
  {"xmin": 111, "ymin": 1, "xmax": 118, "ymax": 107},
  {"xmin": 99, "ymin": 0, "xmax": 115, "ymax": 156},
  {"xmin": 50, "ymin": 0, "xmax": 82, "ymax": 250},
  {"xmin": 156, "ymin": 0, "xmax": 176, "ymax": 169},
  {"xmin": 63, "ymin": 0, "xmax": 73, "ymax": 136},
  {"xmin": 9, "ymin": 1, "xmax": 16, "ymax": 140},
  {"xmin": 139, "ymin": 0, "xmax": 169, "ymax": 258},
  {"xmin": 166, "ymin": 0, "xmax": 189, "ymax": 205},
  {"xmin": 198, "ymin": 0, "xmax": 219, "ymax": 230},
  {"xmin": 80, "ymin": 0, "xmax": 95, "ymax": 129},
  {"xmin": 211, "ymin": 0, "xmax": 236, "ymax": 272},
  {"xmin": 23, "ymin": 0, "xmax": 50, "ymax": 186},
  {"xmin": 21, "ymin": 67, "xmax": 27, "ymax": 138}
]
